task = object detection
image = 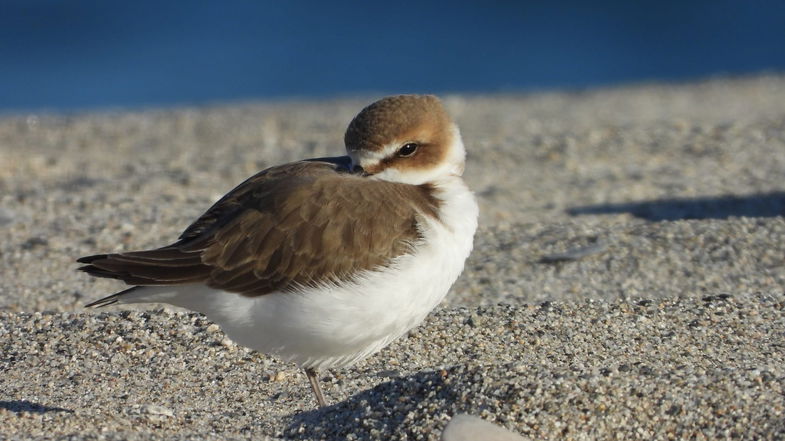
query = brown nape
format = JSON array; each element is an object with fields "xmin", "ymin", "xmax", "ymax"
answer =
[{"xmin": 344, "ymin": 95, "xmax": 452, "ymax": 154}]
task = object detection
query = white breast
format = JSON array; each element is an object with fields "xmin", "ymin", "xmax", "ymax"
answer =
[{"xmin": 129, "ymin": 176, "xmax": 478, "ymax": 370}]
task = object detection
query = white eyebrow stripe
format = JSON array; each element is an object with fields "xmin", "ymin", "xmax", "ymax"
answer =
[
  {"xmin": 379, "ymin": 142, "xmax": 404, "ymax": 159},
  {"xmin": 361, "ymin": 142, "xmax": 402, "ymax": 164}
]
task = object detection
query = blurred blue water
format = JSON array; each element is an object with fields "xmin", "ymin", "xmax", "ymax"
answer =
[{"xmin": 1, "ymin": 0, "xmax": 784, "ymax": 112}]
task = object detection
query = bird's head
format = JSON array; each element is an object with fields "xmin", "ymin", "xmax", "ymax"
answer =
[{"xmin": 344, "ymin": 95, "xmax": 465, "ymax": 185}]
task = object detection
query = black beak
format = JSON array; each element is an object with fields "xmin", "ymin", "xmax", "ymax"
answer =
[{"xmin": 352, "ymin": 164, "xmax": 369, "ymax": 176}]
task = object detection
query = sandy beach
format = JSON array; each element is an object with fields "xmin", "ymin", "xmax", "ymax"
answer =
[{"xmin": 1, "ymin": 76, "xmax": 784, "ymax": 440}]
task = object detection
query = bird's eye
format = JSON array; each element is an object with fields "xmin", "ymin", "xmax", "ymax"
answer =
[{"xmin": 397, "ymin": 143, "xmax": 419, "ymax": 157}]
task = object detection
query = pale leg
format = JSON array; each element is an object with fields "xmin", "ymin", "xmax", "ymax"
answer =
[{"xmin": 304, "ymin": 368, "xmax": 327, "ymax": 407}]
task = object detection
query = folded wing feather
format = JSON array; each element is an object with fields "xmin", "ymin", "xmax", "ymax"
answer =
[{"xmin": 78, "ymin": 159, "xmax": 440, "ymax": 297}]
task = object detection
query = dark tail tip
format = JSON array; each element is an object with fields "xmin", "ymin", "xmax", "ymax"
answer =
[
  {"xmin": 77, "ymin": 254, "xmax": 108, "ymax": 264},
  {"xmin": 77, "ymin": 264, "xmax": 126, "ymax": 281},
  {"xmin": 85, "ymin": 286, "xmax": 139, "ymax": 308}
]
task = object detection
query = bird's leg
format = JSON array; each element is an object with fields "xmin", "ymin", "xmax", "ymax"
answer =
[{"xmin": 304, "ymin": 367, "xmax": 327, "ymax": 408}]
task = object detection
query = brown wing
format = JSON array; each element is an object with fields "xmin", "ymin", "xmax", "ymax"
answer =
[{"xmin": 78, "ymin": 159, "xmax": 441, "ymax": 297}]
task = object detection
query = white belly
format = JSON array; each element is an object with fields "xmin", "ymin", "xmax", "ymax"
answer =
[{"xmin": 125, "ymin": 178, "xmax": 478, "ymax": 370}]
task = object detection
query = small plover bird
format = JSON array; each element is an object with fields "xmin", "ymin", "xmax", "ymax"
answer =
[{"xmin": 79, "ymin": 95, "xmax": 478, "ymax": 407}]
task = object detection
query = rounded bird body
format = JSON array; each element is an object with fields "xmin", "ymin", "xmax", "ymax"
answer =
[{"xmin": 80, "ymin": 95, "xmax": 479, "ymax": 407}]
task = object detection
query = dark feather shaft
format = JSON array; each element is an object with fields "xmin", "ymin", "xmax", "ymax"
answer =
[{"xmin": 85, "ymin": 286, "xmax": 140, "ymax": 308}]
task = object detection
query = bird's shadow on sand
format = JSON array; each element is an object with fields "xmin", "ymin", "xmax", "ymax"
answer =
[
  {"xmin": 0, "ymin": 400, "xmax": 73, "ymax": 414},
  {"xmin": 284, "ymin": 369, "xmax": 458, "ymax": 440},
  {"xmin": 567, "ymin": 191, "xmax": 785, "ymax": 221}
]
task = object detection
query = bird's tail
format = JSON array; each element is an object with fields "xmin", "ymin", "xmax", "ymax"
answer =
[{"xmin": 85, "ymin": 286, "xmax": 141, "ymax": 308}]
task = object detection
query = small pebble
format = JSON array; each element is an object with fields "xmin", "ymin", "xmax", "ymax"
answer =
[{"xmin": 442, "ymin": 414, "xmax": 527, "ymax": 441}]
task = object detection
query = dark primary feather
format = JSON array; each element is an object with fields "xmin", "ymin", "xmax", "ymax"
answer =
[
  {"xmin": 84, "ymin": 286, "xmax": 140, "ymax": 308},
  {"xmin": 78, "ymin": 158, "xmax": 441, "ymax": 298}
]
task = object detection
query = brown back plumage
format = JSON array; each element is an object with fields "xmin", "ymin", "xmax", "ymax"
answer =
[{"xmin": 78, "ymin": 160, "xmax": 441, "ymax": 297}]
